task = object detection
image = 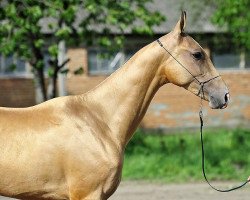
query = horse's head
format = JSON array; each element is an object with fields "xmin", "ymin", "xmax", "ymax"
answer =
[{"xmin": 159, "ymin": 11, "xmax": 229, "ymax": 109}]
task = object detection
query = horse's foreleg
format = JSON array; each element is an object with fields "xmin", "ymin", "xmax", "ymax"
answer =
[
  {"xmin": 69, "ymin": 186, "xmax": 106, "ymax": 200},
  {"xmin": 69, "ymin": 193, "xmax": 106, "ymax": 200}
]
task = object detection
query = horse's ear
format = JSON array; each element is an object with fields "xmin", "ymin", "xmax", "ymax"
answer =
[{"xmin": 173, "ymin": 11, "xmax": 187, "ymax": 34}]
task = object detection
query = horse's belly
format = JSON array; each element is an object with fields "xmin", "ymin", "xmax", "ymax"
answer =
[
  {"xmin": 0, "ymin": 159, "xmax": 68, "ymax": 200},
  {"xmin": 0, "ymin": 130, "xmax": 69, "ymax": 199}
]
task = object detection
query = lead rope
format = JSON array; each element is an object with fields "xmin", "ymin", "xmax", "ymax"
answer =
[
  {"xmin": 157, "ymin": 39, "xmax": 250, "ymax": 192},
  {"xmin": 199, "ymin": 85, "xmax": 250, "ymax": 192}
]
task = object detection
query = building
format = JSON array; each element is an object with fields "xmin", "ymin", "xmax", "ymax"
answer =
[{"xmin": 0, "ymin": 0, "xmax": 249, "ymax": 130}]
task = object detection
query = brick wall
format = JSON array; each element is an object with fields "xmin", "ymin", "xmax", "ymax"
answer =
[
  {"xmin": 0, "ymin": 78, "xmax": 35, "ymax": 107},
  {"xmin": 143, "ymin": 72, "xmax": 250, "ymax": 130},
  {"xmin": 67, "ymin": 48, "xmax": 88, "ymax": 74},
  {"xmin": 66, "ymin": 71, "xmax": 250, "ymax": 130},
  {"xmin": 66, "ymin": 48, "xmax": 250, "ymax": 130},
  {"xmin": 0, "ymin": 47, "xmax": 249, "ymax": 130}
]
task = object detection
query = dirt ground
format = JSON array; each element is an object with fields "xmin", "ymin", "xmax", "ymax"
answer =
[
  {"xmin": 1, "ymin": 181, "xmax": 250, "ymax": 200},
  {"xmin": 110, "ymin": 181, "xmax": 250, "ymax": 200}
]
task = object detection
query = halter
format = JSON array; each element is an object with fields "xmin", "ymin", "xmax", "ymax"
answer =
[{"xmin": 157, "ymin": 39, "xmax": 250, "ymax": 192}]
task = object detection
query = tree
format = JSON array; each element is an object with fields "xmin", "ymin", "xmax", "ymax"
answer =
[
  {"xmin": 211, "ymin": 0, "xmax": 250, "ymax": 51},
  {"xmin": 0, "ymin": 0, "xmax": 165, "ymax": 103}
]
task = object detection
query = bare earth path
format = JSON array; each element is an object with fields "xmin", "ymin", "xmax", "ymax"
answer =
[
  {"xmin": 0, "ymin": 181, "xmax": 249, "ymax": 200},
  {"xmin": 109, "ymin": 181, "xmax": 250, "ymax": 200}
]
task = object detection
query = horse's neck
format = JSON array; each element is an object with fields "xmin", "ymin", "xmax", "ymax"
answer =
[{"xmin": 84, "ymin": 42, "xmax": 166, "ymax": 148}]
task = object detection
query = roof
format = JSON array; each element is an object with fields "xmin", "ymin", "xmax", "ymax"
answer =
[
  {"xmin": 39, "ymin": 0, "xmax": 224, "ymax": 35},
  {"xmin": 151, "ymin": 0, "xmax": 224, "ymax": 33}
]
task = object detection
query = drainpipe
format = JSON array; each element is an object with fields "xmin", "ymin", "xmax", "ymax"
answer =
[
  {"xmin": 239, "ymin": 50, "xmax": 245, "ymax": 69},
  {"xmin": 58, "ymin": 40, "xmax": 67, "ymax": 96}
]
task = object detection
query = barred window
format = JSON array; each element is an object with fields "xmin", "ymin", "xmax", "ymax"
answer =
[
  {"xmin": 0, "ymin": 54, "xmax": 27, "ymax": 76},
  {"xmin": 88, "ymin": 49, "xmax": 137, "ymax": 75},
  {"xmin": 0, "ymin": 52, "xmax": 52, "ymax": 77},
  {"xmin": 213, "ymin": 53, "xmax": 240, "ymax": 69}
]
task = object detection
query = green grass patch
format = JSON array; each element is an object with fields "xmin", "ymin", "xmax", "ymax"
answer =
[{"xmin": 122, "ymin": 128, "xmax": 250, "ymax": 183}]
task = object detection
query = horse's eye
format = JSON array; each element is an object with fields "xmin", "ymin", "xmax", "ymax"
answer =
[{"xmin": 193, "ymin": 52, "xmax": 203, "ymax": 60}]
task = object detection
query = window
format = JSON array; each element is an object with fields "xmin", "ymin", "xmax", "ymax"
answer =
[
  {"xmin": 0, "ymin": 52, "xmax": 53, "ymax": 77},
  {"xmin": 213, "ymin": 53, "xmax": 240, "ymax": 69},
  {"xmin": 212, "ymin": 51, "xmax": 250, "ymax": 69},
  {"xmin": 88, "ymin": 50, "xmax": 124, "ymax": 75},
  {"xmin": 88, "ymin": 49, "xmax": 137, "ymax": 75},
  {"xmin": 0, "ymin": 54, "xmax": 28, "ymax": 76}
]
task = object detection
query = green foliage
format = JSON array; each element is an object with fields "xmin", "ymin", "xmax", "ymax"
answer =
[
  {"xmin": 55, "ymin": 26, "xmax": 72, "ymax": 39},
  {"xmin": 48, "ymin": 44, "xmax": 58, "ymax": 59},
  {"xmin": 34, "ymin": 39, "xmax": 45, "ymax": 49},
  {"xmin": 73, "ymin": 67, "xmax": 84, "ymax": 75},
  {"xmin": 211, "ymin": 0, "xmax": 250, "ymax": 50},
  {"xmin": 123, "ymin": 129, "xmax": 250, "ymax": 183},
  {"xmin": 7, "ymin": 64, "xmax": 16, "ymax": 72},
  {"xmin": 60, "ymin": 68, "xmax": 69, "ymax": 75},
  {"xmin": 47, "ymin": 67, "xmax": 55, "ymax": 77},
  {"xmin": 0, "ymin": 0, "xmax": 165, "ymax": 100},
  {"xmin": 80, "ymin": 0, "xmax": 165, "ymax": 47}
]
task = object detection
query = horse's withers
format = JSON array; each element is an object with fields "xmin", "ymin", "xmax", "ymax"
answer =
[{"xmin": 0, "ymin": 11, "xmax": 231, "ymax": 200}]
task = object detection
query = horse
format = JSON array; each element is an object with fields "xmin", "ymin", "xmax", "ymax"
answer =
[{"xmin": 0, "ymin": 11, "xmax": 229, "ymax": 200}]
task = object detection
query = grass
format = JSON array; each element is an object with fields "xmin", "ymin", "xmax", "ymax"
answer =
[{"xmin": 122, "ymin": 128, "xmax": 250, "ymax": 183}]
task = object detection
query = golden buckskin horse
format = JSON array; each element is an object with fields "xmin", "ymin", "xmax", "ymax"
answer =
[{"xmin": 0, "ymin": 12, "xmax": 229, "ymax": 200}]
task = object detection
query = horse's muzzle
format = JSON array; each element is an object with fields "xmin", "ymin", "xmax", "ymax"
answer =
[{"xmin": 209, "ymin": 92, "xmax": 230, "ymax": 109}]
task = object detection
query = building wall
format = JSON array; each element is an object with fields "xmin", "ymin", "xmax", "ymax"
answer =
[
  {"xmin": 67, "ymin": 48, "xmax": 88, "ymax": 74},
  {"xmin": 66, "ymin": 48, "xmax": 250, "ymax": 130},
  {"xmin": 66, "ymin": 70, "xmax": 250, "ymax": 130},
  {"xmin": 0, "ymin": 78, "xmax": 36, "ymax": 107},
  {"xmin": 0, "ymin": 48, "xmax": 249, "ymax": 131},
  {"xmin": 143, "ymin": 72, "xmax": 250, "ymax": 130}
]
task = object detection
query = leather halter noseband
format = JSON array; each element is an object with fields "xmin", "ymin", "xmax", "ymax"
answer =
[{"xmin": 157, "ymin": 39, "xmax": 250, "ymax": 192}]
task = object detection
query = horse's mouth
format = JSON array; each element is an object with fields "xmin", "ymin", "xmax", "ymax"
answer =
[
  {"xmin": 220, "ymin": 103, "xmax": 228, "ymax": 109},
  {"xmin": 209, "ymin": 99, "xmax": 228, "ymax": 109}
]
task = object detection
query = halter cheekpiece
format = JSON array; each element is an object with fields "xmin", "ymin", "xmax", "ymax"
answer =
[{"xmin": 157, "ymin": 39, "xmax": 250, "ymax": 192}]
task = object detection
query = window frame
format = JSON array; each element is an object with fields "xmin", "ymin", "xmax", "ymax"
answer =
[
  {"xmin": 212, "ymin": 50, "xmax": 250, "ymax": 70},
  {"xmin": 87, "ymin": 48, "xmax": 127, "ymax": 76},
  {"xmin": 0, "ymin": 54, "xmax": 32, "ymax": 78}
]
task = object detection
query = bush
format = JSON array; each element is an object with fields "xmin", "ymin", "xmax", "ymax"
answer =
[{"xmin": 123, "ymin": 128, "xmax": 250, "ymax": 183}]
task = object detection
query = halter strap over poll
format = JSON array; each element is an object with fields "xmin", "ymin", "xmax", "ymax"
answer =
[{"xmin": 157, "ymin": 39, "xmax": 250, "ymax": 192}]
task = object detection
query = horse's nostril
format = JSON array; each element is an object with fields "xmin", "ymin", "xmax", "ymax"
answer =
[{"xmin": 225, "ymin": 93, "xmax": 230, "ymax": 103}]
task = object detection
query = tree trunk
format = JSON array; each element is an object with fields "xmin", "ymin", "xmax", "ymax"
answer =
[
  {"xmin": 29, "ymin": 33, "xmax": 47, "ymax": 103},
  {"xmin": 47, "ymin": 40, "xmax": 67, "ymax": 99},
  {"xmin": 47, "ymin": 70, "xmax": 58, "ymax": 99},
  {"xmin": 33, "ymin": 67, "xmax": 47, "ymax": 103}
]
